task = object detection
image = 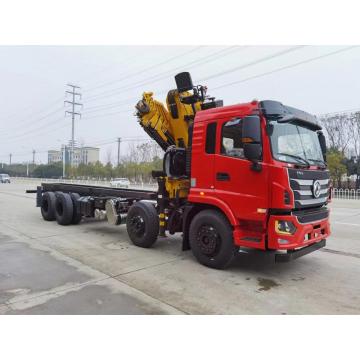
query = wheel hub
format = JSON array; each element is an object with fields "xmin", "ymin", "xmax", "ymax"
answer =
[
  {"xmin": 197, "ymin": 225, "xmax": 220, "ymax": 256},
  {"xmin": 129, "ymin": 215, "xmax": 145, "ymax": 236}
]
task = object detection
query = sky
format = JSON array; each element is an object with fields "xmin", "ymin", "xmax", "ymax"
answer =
[{"xmin": 0, "ymin": 45, "xmax": 360, "ymax": 165}]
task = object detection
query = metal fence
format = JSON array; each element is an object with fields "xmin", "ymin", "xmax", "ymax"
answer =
[{"xmin": 332, "ymin": 188, "xmax": 360, "ymax": 200}]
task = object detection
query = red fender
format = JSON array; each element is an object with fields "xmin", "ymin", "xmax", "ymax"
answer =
[{"xmin": 188, "ymin": 194, "xmax": 238, "ymax": 226}]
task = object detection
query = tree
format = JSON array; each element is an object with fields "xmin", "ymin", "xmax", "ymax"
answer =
[
  {"xmin": 32, "ymin": 162, "xmax": 63, "ymax": 178},
  {"xmin": 327, "ymin": 149, "xmax": 347, "ymax": 188},
  {"xmin": 348, "ymin": 112, "xmax": 360, "ymax": 188},
  {"xmin": 319, "ymin": 114, "xmax": 352, "ymax": 155}
]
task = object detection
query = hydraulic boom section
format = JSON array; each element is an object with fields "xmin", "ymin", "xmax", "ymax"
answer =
[
  {"xmin": 134, "ymin": 72, "xmax": 223, "ymax": 231},
  {"xmin": 135, "ymin": 72, "xmax": 222, "ymax": 151}
]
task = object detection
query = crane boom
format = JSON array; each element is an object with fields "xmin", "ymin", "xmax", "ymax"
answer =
[
  {"xmin": 135, "ymin": 90, "xmax": 202, "ymax": 151},
  {"xmin": 134, "ymin": 72, "xmax": 223, "ymax": 201}
]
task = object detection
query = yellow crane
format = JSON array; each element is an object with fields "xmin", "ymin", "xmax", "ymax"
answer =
[{"xmin": 135, "ymin": 72, "xmax": 221, "ymax": 200}]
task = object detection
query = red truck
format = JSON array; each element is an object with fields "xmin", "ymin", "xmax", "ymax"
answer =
[{"xmin": 30, "ymin": 73, "xmax": 330, "ymax": 269}]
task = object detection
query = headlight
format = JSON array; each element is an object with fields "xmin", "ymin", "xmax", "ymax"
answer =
[{"xmin": 275, "ymin": 220, "xmax": 297, "ymax": 235}]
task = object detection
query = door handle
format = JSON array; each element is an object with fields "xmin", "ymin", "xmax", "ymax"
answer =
[{"xmin": 216, "ymin": 172, "xmax": 230, "ymax": 181}]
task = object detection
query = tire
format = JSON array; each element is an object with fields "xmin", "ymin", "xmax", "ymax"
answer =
[
  {"xmin": 41, "ymin": 191, "xmax": 56, "ymax": 221},
  {"xmin": 189, "ymin": 209, "xmax": 237, "ymax": 269},
  {"xmin": 54, "ymin": 192, "xmax": 74, "ymax": 225},
  {"xmin": 126, "ymin": 201, "xmax": 159, "ymax": 248},
  {"xmin": 70, "ymin": 193, "xmax": 82, "ymax": 224}
]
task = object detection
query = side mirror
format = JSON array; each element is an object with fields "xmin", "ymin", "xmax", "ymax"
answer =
[
  {"xmin": 242, "ymin": 115, "xmax": 262, "ymax": 163},
  {"xmin": 244, "ymin": 143, "xmax": 262, "ymax": 161},
  {"xmin": 242, "ymin": 115, "xmax": 262, "ymax": 171},
  {"xmin": 242, "ymin": 115, "xmax": 261, "ymax": 144},
  {"xmin": 318, "ymin": 131, "xmax": 327, "ymax": 161}
]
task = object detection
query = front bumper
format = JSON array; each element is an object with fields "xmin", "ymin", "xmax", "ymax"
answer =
[
  {"xmin": 268, "ymin": 211, "xmax": 330, "ymax": 251},
  {"xmin": 275, "ymin": 239, "xmax": 326, "ymax": 262}
]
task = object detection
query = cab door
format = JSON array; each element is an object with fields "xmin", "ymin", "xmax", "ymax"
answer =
[{"xmin": 213, "ymin": 115, "xmax": 269, "ymax": 222}]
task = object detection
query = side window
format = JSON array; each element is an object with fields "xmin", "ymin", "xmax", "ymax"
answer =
[
  {"xmin": 205, "ymin": 122, "xmax": 217, "ymax": 154},
  {"xmin": 221, "ymin": 118, "xmax": 244, "ymax": 158}
]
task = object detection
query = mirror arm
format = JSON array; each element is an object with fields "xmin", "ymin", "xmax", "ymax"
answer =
[{"xmin": 250, "ymin": 161, "xmax": 262, "ymax": 172}]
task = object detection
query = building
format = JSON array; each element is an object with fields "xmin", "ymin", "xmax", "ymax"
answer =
[{"xmin": 48, "ymin": 146, "xmax": 100, "ymax": 166}]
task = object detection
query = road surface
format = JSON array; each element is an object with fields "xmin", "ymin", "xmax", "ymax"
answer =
[{"xmin": 0, "ymin": 180, "xmax": 359, "ymax": 314}]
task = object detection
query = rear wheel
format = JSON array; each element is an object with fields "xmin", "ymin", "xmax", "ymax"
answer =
[
  {"xmin": 41, "ymin": 191, "xmax": 56, "ymax": 221},
  {"xmin": 70, "ymin": 193, "xmax": 82, "ymax": 224},
  {"xmin": 55, "ymin": 192, "xmax": 74, "ymax": 225},
  {"xmin": 126, "ymin": 201, "xmax": 159, "ymax": 248},
  {"xmin": 189, "ymin": 209, "xmax": 237, "ymax": 269}
]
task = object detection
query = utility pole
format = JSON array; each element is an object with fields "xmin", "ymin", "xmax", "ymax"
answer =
[
  {"xmin": 62, "ymin": 145, "xmax": 66, "ymax": 179},
  {"xmin": 117, "ymin": 137, "xmax": 121, "ymax": 166},
  {"xmin": 65, "ymin": 84, "xmax": 82, "ymax": 168},
  {"xmin": 32, "ymin": 149, "xmax": 35, "ymax": 165},
  {"xmin": 9, "ymin": 153, "xmax": 12, "ymax": 165}
]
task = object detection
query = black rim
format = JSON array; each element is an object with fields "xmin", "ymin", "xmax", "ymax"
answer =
[
  {"xmin": 196, "ymin": 225, "xmax": 221, "ymax": 257},
  {"xmin": 129, "ymin": 215, "xmax": 145, "ymax": 238}
]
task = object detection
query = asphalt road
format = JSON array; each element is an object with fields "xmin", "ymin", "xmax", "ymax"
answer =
[{"xmin": 0, "ymin": 180, "xmax": 359, "ymax": 314}]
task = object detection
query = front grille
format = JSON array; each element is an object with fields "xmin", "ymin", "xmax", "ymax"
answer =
[
  {"xmin": 288, "ymin": 168, "xmax": 330, "ymax": 209},
  {"xmin": 293, "ymin": 207, "xmax": 329, "ymax": 223}
]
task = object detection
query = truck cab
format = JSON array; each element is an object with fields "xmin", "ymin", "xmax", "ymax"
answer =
[{"xmin": 189, "ymin": 99, "xmax": 330, "ymax": 256}]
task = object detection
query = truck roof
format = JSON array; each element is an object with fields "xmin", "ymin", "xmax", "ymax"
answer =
[
  {"xmin": 196, "ymin": 99, "xmax": 320, "ymax": 130},
  {"xmin": 196, "ymin": 100, "xmax": 259, "ymax": 122}
]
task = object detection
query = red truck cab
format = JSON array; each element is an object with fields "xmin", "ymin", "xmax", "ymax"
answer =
[{"xmin": 188, "ymin": 99, "xmax": 330, "ymax": 262}]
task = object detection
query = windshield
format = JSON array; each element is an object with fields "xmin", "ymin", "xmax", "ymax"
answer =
[{"xmin": 269, "ymin": 122, "xmax": 324, "ymax": 166}]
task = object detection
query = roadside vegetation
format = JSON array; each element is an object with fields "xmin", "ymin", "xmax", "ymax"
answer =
[
  {"xmin": 319, "ymin": 111, "xmax": 360, "ymax": 188},
  {"xmin": 2, "ymin": 142, "xmax": 163, "ymax": 183}
]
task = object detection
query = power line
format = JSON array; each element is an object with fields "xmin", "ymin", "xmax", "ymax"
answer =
[
  {"xmin": 199, "ymin": 46, "xmax": 305, "ymax": 82},
  {"xmin": 79, "ymin": 48, "xmax": 147, "ymax": 88},
  {"xmin": 0, "ymin": 115, "xmax": 70, "ymax": 143},
  {"xmin": 83, "ymin": 46, "xmax": 204, "ymax": 95},
  {"xmin": 0, "ymin": 46, "xmax": 313, "ymax": 137},
  {"xmin": 318, "ymin": 107, "xmax": 360, "ymax": 117},
  {"xmin": 211, "ymin": 46, "xmax": 359, "ymax": 91},
  {"xmin": 0, "ymin": 95, "xmax": 64, "ymax": 127},
  {"xmin": 2, "ymin": 46, "xmax": 359, "ymax": 151},
  {"xmin": 83, "ymin": 108, "xmax": 134, "ymax": 120},
  {"xmin": 81, "ymin": 48, "xmax": 359, "ymax": 125},
  {"xmin": 80, "ymin": 47, "xmax": 307, "ymax": 117},
  {"xmin": 0, "ymin": 105, "xmax": 64, "ymax": 135},
  {"xmin": 81, "ymin": 95, "xmax": 137, "ymax": 112},
  {"xmin": 80, "ymin": 46, "xmax": 307, "ymax": 106},
  {"xmin": 83, "ymin": 46, "xmax": 246, "ymax": 102},
  {"xmin": 0, "ymin": 136, "xmax": 151, "ymax": 161}
]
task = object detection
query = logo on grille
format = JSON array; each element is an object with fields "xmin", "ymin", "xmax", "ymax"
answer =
[{"xmin": 312, "ymin": 180, "xmax": 321, "ymax": 198}]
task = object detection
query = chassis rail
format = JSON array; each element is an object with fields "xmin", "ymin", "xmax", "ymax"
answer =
[{"xmin": 26, "ymin": 182, "xmax": 158, "ymax": 207}]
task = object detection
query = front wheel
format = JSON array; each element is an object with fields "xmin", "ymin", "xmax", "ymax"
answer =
[
  {"xmin": 126, "ymin": 201, "xmax": 159, "ymax": 248},
  {"xmin": 189, "ymin": 209, "xmax": 237, "ymax": 269}
]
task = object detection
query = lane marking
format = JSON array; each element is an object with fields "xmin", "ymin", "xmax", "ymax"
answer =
[
  {"xmin": 320, "ymin": 248, "xmax": 360, "ymax": 259},
  {"xmin": 334, "ymin": 221, "xmax": 360, "ymax": 227}
]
